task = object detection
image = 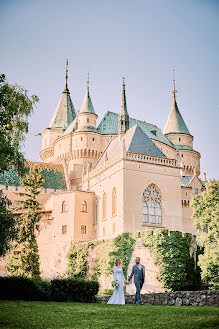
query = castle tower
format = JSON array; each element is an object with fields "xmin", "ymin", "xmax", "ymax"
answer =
[
  {"xmin": 40, "ymin": 60, "xmax": 76, "ymax": 162},
  {"xmin": 163, "ymin": 68, "xmax": 200, "ymax": 176},
  {"xmin": 77, "ymin": 74, "xmax": 98, "ymax": 131},
  {"xmin": 118, "ymin": 78, "xmax": 129, "ymax": 135}
]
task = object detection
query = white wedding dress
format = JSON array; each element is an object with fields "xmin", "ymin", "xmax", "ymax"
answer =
[{"xmin": 107, "ymin": 266, "xmax": 125, "ymax": 304}]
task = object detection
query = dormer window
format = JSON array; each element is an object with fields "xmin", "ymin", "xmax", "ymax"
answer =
[{"xmin": 151, "ymin": 130, "xmax": 157, "ymax": 136}]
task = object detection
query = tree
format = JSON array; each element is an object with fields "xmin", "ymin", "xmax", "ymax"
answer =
[
  {"xmin": 0, "ymin": 74, "xmax": 38, "ymax": 257},
  {"xmin": 0, "ymin": 74, "xmax": 38, "ymax": 175},
  {"xmin": 191, "ymin": 180, "xmax": 219, "ymax": 289},
  {"xmin": 0, "ymin": 190, "xmax": 16, "ymax": 257},
  {"xmin": 7, "ymin": 167, "xmax": 45, "ymax": 277}
]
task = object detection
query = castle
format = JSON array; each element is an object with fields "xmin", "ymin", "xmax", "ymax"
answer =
[{"xmin": 0, "ymin": 62, "xmax": 206, "ymax": 278}]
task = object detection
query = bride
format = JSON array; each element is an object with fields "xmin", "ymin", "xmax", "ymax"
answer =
[{"xmin": 107, "ymin": 258, "xmax": 127, "ymax": 305}]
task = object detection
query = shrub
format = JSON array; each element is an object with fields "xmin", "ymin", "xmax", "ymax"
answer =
[
  {"xmin": 0, "ymin": 276, "xmax": 98, "ymax": 302},
  {"xmin": 0, "ymin": 276, "xmax": 49, "ymax": 301},
  {"xmin": 50, "ymin": 278, "xmax": 99, "ymax": 302}
]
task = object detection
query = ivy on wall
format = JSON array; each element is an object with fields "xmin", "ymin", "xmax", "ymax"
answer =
[
  {"xmin": 66, "ymin": 243, "xmax": 89, "ymax": 279},
  {"xmin": 66, "ymin": 230, "xmax": 201, "ymax": 292},
  {"xmin": 66, "ymin": 233, "xmax": 136, "ymax": 281},
  {"xmin": 109, "ymin": 233, "xmax": 136, "ymax": 277},
  {"xmin": 141, "ymin": 229, "xmax": 201, "ymax": 291}
]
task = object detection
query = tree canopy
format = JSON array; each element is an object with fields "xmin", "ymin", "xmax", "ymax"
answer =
[
  {"xmin": 0, "ymin": 74, "xmax": 38, "ymax": 175},
  {"xmin": 0, "ymin": 74, "xmax": 38, "ymax": 257},
  {"xmin": 191, "ymin": 179, "xmax": 219, "ymax": 289}
]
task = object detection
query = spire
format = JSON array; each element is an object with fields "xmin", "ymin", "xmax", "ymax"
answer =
[
  {"xmin": 172, "ymin": 66, "xmax": 177, "ymax": 102},
  {"xmin": 163, "ymin": 68, "xmax": 190, "ymax": 135},
  {"xmin": 79, "ymin": 74, "xmax": 96, "ymax": 115},
  {"xmin": 87, "ymin": 72, "xmax": 89, "ymax": 91},
  {"xmin": 63, "ymin": 59, "xmax": 69, "ymax": 94},
  {"xmin": 65, "ymin": 59, "xmax": 68, "ymax": 90},
  {"xmin": 118, "ymin": 77, "xmax": 129, "ymax": 134},
  {"xmin": 48, "ymin": 60, "xmax": 76, "ymax": 129}
]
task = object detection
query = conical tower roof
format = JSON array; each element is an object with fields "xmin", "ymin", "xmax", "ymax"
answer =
[
  {"xmin": 48, "ymin": 60, "xmax": 76, "ymax": 129},
  {"xmin": 79, "ymin": 74, "xmax": 96, "ymax": 115},
  {"xmin": 163, "ymin": 68, "xmax": 190, "ymax": 135}
]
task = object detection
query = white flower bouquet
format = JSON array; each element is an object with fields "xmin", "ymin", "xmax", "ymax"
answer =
[{"xmin": 112, "ymin": 280, "xmax": 119, "ymax": 288}]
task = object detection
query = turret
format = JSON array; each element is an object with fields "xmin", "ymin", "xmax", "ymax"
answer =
[
  {"xmin": 118, "ymin": 78, "xmax": 129, "ymax": 135},
  {"xmin": 163, "ymin": 68, "xmax": 200, "ymax": 176},
  {"xmin": 77, "ymin": 74, "xmax": 98, "ymax": 132},
  {"xmin": 40, "ymin": 60, "xmax": 76, "ymax": 162}
]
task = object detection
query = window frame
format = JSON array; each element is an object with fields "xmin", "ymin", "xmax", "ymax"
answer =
[
  {"xmin": 142, "ymin": 185, "xmax": 162, "ymax": 225},
  {"xmin": 61, "ymin": 201, "xmax": 67, "ymax": 212}
]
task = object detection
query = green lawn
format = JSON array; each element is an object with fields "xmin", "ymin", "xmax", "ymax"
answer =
[{"xmin": 0, "ymin": 301, "xmax": 218, "ymax": 329}]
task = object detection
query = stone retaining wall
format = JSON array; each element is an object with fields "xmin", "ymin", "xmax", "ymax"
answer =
[{"xmin": 98, "ymin": 290, "xmax": 219, "ymax": 306}]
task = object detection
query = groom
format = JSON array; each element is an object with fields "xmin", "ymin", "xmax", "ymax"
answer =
[{"xmin": 127, "ymin": 257, "xmax": 145, "ymax": 305}]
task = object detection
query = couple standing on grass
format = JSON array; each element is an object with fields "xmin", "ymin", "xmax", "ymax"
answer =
[{"xmin": 107, "ymin": 257, "xmax": 145, "ymax": 305}]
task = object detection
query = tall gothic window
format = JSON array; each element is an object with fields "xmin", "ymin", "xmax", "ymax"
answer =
[
  {"xmin": 81, "ymin": 201, "xmax": 87, "ymax": 212},
  {"xmin": 112, "ymin": 187, "xmax": 117, "ymax": 216},
  {"xmin": 102, "ymin": 192, "xmax": 107, "ymax": 220},
  {"xmin": 62, "ymin": 201, "xmax": 67, "ymax": 212},
  {"xmin": 142, "ymin": 185, "xmax": 162, "ymax": 224}
]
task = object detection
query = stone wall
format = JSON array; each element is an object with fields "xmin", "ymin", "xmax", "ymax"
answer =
[{"xmin": 98, "ymin": 290, "xmax": 219, "ymax": 306}]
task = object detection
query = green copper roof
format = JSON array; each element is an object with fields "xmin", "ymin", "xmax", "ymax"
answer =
[
  {"xmin": 0, "ymin": 165, "xmax": 65, "ymax": 190},
  {"xmin": 175, "ymin": 145, "xmax": 197, "ymax": 151},
  {"xmin": 48, "ymin": 89, "xmax": 76, "ymax": 129},
  {"xmin": 181, "ymin": 175, "xmax": 206, "ymax": 189},
  {"xmin": 97, "ymin": 111, "xmax": 174, "ymax": 148},
  {"xmin": 79, "ymin": 88, "xmax": 96, "ymax": 115},
  {"xmin": 95, "ymin": 125, "xmax": 166, "ymax": 169},
  {"xmin": 163, "ymin": 98, "xmax": 190, "ymax": 135},
  {"xmin": 181, "ymin": 176, "xmax": 193, "ymax": 187},
  {"xmin": 127, "ymin": 126, "xmax": 166, "ymax": 158}
]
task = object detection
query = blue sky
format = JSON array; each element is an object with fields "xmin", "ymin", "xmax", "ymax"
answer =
[{"xmin": 0, "ymin": 0, "xmax": 218, "ymax": 179}]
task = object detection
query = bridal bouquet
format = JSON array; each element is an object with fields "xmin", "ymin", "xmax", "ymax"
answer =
[{"xmin": 112, "ymin": 280, "xmax": 119, "ymax": 288}]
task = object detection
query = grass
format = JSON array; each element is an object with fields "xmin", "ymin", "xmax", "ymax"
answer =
[{"xmin": 0, "ymin": 301, "xmax": 218, "ymax": 329}]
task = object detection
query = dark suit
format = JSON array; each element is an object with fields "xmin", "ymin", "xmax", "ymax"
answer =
[{"xmin": 128, "ymin": 264, "xmax": 145, "ymax": 304}]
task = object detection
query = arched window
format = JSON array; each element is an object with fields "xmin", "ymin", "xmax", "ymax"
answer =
[
  {"xmin": 62, "ymin": 201, "xmax": 67, "ymax": 212},
  {"xmin": 102, "ymin": 192, "xmax": 107, "ymax": 220},
  {"xmin": 81, "ymin": 201, "xmax": 87, "ymax": 212},
  {"xmin": 112, "ymin": 187, "xmax": 117, "ymax": 216},
  {"xmin": 142, "ymin": 185, "xmax": 162, "ymax": 224}
]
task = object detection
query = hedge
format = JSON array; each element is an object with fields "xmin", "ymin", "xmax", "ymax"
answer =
[
  {"xmin": 50, "ymin": 278, "xmax": 99, "ymax": 302},
  {"xmin": 0, "ymin": 276, "xmax": 99, "ymax": 302}
]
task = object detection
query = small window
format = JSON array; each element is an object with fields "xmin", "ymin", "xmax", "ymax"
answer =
[
  {"xmin": 93, "ymin": 138, "xmax": 95, "ymax": 141},
  {"xmin": 87, "ymin": 118, "xmax": 89, "ymax": 123},
  {"xmin": 194, "ymin": 188, "xmax": 198, "ymax": 195},
  {"xmin": 179, "ymin": 138, "xmax": 181, "ymax": 141},
  {"xmin": 81, "ymin": 137, "xmax": 83, "ymax": 141},
  {"xmin": 81, "ymin": 201, "xmax": 87, "ymax": 212},
  {"xmin": 81, "ymin": 225, "xmax": 87, "ymax": 234},
  {"xmin": 62, "ymin": 201, "xmax": 67, "ymax": 212},
  {"xmin": 62, "ymin": 225, "xmax": 67, "ymax": 234},
  {"xmin": 151, "ymin": 130, "xmax": 157, "ymax": 136},
  {"xmin": 181, "ymin": 154, "xmax": 183, "ymax": 158},
  {"xmin": 186, "ymin": 192, "xmax": 187, "ymax": 196},
  {"xmin": 5, "ymin": 185, "xmax": 8, "ymax": 190}
]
